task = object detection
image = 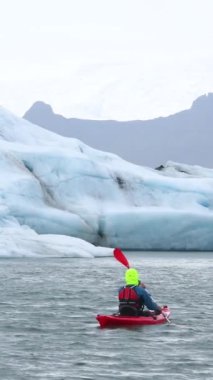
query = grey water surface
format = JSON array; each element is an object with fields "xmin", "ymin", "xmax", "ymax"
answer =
[{"xmin": 0, "ymin": 251, "xmax": 212, "ymax": 380}]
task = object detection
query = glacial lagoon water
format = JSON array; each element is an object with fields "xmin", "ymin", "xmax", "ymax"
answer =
[{"xmin": 0, "ymin": 251, "xmax": 212, "ymax": 380}]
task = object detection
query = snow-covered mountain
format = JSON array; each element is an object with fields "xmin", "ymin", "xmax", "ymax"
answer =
[
  {"xmin": 23, "ymin": 93, "xmax": 213, "ymax": 168},
  {"xmin": 1, "ymin": 105, "xmax": 213, "ymax": 255}
]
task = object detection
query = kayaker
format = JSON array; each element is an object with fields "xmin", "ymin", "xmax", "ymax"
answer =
[{"xmin": 118, "ymin": 268, "xmax": 162, "ymax": 316}]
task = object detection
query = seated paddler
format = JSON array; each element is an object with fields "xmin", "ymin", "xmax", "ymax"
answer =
[{"xmin": 118, "ymin": 268, "xmax": 162, "ymax": 316}]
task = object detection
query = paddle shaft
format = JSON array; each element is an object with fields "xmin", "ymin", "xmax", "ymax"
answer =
[{"xmin": 162, "ymin": 311, "xmax": 171, "ymax": 324}]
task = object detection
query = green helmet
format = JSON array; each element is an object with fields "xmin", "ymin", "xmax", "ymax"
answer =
[{"xmin": 125, "ymin": 268, "xmax": 140, "ymax": 286}]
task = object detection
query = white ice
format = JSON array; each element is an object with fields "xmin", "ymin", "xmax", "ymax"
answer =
[{"xmin": 1, "ymin": 106, "xmax": 213, "ymax": 256}]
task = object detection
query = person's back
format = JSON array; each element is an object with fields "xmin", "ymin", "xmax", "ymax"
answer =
[
  {"xmin": 119, "ymin": 284, "xmax": 142, "ymax": 315},
  {"xmin": 118, "ymin": 268, "xmax": 162, "ymax": 316}
]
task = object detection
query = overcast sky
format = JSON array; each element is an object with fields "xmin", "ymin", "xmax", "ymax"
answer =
[{"xmin": 1, "ymin": 0, "xmax": 213, "ymax": 120}]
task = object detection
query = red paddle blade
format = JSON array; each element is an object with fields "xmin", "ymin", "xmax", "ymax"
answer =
[{"xmin": 113, "ymin": 248, "xmax": 130, "ymax": 268}]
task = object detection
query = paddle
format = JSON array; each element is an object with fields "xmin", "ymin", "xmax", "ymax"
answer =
[
  {"xmin": 161, "ymin": 308, "xmax": 171, "ymax": 324},
  {"xmin": 113, "ymin": 247, "xmax": 130, "ymax": 268}
]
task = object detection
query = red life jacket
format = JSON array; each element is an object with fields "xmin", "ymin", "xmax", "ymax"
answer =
[{"xmin": 118, "ymin": 286, "xmax": 142, "ymax": 309}]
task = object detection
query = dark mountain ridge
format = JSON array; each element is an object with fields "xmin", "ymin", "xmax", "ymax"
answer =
[{"xmin": 23, "ymin": 93, "xmax": 213, "ymax": 168}]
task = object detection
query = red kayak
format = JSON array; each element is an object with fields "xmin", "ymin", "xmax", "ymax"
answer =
[{"xmin": 96, "ymin": 306, "xmax": 171, "ymax": 328}]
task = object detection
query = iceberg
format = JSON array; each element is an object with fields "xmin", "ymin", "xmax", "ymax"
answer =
[
  {"xmin": 0, "ymin": 223, "xmax": 111, "ymax": 258},
  {"xmin": 1, "ymin": 105, "xmax": 213, "ymax": 255}
]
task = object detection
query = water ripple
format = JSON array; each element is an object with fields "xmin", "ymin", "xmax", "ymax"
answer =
[{"xmin": 0, "ymin": 252, "xmax": 212, "ymax": 379}]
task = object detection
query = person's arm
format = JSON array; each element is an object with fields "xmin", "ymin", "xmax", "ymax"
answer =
[{"xmin": 137, "ymin": 287, "xmax": 161, "ymax": 312}]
